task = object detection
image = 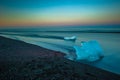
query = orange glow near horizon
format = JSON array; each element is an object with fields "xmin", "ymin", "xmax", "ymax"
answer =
[
  {"xmin": 0, "ymin": 15, "xmax": 119, "ymax": 27},
  {"xmin": 0, "ymin": 5, "xmax": 120, "ymax": 27}
]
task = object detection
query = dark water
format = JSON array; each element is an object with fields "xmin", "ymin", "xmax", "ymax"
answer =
[{"xmin": 0, "ymin": 24, "xmax": 120, "ymax": 32}]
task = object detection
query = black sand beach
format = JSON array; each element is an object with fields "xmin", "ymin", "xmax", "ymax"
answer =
[{"xmin": 0, "ymin": 36, "xmax": 120, "ymax": 80}]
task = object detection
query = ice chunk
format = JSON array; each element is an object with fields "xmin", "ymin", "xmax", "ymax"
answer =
[
  {"xmin": 64, "ymin": 36, "xmax": 76, "ymax": 42},
  {"xmin": 73, "ymin": 40, "xmax": 103, "ymax": 62}
]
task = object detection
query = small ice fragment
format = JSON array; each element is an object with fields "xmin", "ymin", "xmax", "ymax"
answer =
[{"xmin": 64, "ymin": 36, "xmax": 76, "ymax": 42}]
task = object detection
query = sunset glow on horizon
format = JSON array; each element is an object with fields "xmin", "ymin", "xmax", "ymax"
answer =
[{"xmin": 0, "ymin": 0, "xmax": 120, "ymax": 27}]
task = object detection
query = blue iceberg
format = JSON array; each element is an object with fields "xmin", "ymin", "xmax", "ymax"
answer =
[{"xmin": 73, "ymin": 40, "xmax": 103, "ymax": 62}]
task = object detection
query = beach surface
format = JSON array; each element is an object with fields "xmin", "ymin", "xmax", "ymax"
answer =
[{"xmin": 0, "ymin": 36, "xmax": 120, "ymax": 80}]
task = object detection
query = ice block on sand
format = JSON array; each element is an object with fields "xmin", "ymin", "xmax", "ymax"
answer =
[{"xmin": 73, "ymin": 40, "xmax": 103, "ymax": 62}]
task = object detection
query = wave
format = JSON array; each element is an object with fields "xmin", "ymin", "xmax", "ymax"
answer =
[{"xmin": 0, "ymin": 32, "xmax": 77, "ymax": 42}]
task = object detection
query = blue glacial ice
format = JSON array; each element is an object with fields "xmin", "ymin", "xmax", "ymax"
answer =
[
  {"xmin": 64, "ymin": 36, "xmax": 76, "ymax": 42},
  {"xmin": 72, "ymin": 40, "xmax": 104, "ymax": 62}
]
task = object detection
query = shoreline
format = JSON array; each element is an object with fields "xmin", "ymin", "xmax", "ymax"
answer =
[{"xmin": 0, "ymin": 36, "xmax": 119, "ymax": 80}]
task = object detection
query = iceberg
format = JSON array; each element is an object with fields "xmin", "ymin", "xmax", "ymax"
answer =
[{"xmin": 73, "ymin": 40, "xmax": 104, "ymax": 62}]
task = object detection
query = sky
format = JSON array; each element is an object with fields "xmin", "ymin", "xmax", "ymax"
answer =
[{"xmin": 0, "ymin": 0, "xmax": 120, "ymax": 27}]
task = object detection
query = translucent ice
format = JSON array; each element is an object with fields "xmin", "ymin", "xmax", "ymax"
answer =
[
  {"xmin": 73, "ymin": 40, "xmax": 103, "ymax": 62},
  {"xmin": 64, "ymin": 36, "xmax": 76, "ymax": 42}
]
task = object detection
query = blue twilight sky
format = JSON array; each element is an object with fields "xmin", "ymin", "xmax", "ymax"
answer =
[
  {"xmin": 0, "ymin": 0, "xmax": 120, "ymax": 9},
  {"xmin": 0, "ymin": 0, "xmax": 120, "ymax": 27}
]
